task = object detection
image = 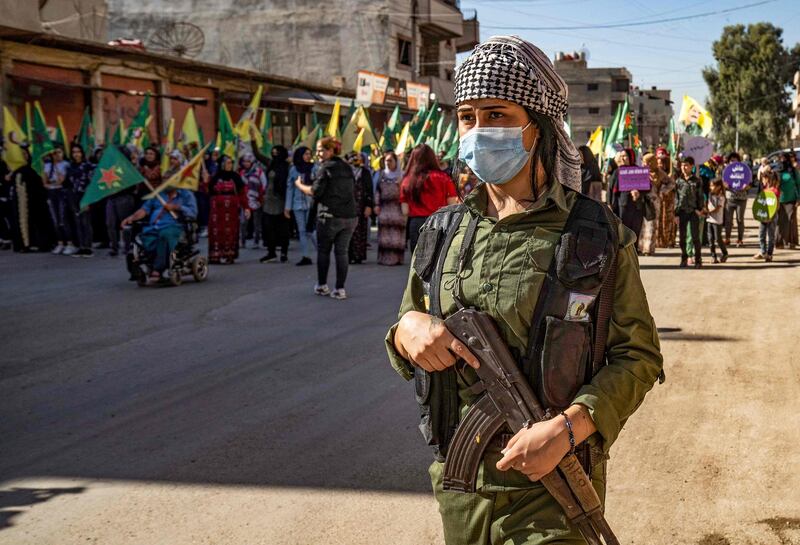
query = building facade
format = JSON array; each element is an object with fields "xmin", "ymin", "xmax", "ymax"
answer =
[
  {"xmin": 632, "ymin": 86, "xmax": 673, "ymax": 150},
  {"xmin": 554, "ymin": 52, "xmax": 632, "ymax": 145},
  {"xmin": 107, "ymin": 0, "xmax": 479, "ymax": 107},
  {"xmin": 2, "ymin": 0, "xmax": 477, "ymax": 150},
  {"xmin": 0, "ymin": 0, "xmax": 108, "ymax": 41}
]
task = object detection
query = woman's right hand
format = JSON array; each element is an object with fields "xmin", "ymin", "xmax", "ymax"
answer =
[{"xmin": 394, "ymin": 311, "xmax": 480, "ymax": 372}]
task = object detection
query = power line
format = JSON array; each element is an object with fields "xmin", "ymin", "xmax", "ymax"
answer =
[{"xmin": 480, "ymin": 0, "xmax": 777, "ymax": 31}]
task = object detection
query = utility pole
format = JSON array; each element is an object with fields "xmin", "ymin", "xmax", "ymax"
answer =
[{"xmin": 411, "ymin": 0, "xmax": 419, "ymax": 81}]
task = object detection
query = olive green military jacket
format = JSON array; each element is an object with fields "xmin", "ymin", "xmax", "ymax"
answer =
[{"xmin": 385, "ymin": 181, "xmax": 664, "ymax": 470}]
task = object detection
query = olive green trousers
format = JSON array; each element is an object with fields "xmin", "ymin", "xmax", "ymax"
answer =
[{"xmin": 429, "ymin": 448, "xmax": 606, "ymax": 545}]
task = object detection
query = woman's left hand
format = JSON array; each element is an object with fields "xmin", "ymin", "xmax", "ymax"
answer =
[
  {"xmin": 244, "ymin": 209, "xmax": 252, "ymax": 220},
  {"xmin": 495, "ymin": 417, "xmax": 569, "ymax": 481}
]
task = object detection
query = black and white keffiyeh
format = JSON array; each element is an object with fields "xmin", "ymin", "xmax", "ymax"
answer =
[{"xmin": 454, "ymin": 35, "xmax": 581, "ymax": 191}]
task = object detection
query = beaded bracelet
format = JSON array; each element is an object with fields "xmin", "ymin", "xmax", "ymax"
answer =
[{"xmin": 560, "ymin": 411, "xmax": 576, "ymax": 456}]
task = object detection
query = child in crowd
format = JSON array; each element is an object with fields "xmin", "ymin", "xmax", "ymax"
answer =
[
  {"xmin": 755, "ymin": 168, "xmax": 781, "ymax": 262},
  {"xmin": 706, "ymin": 178, "xmax": 727, "ymax": 263}
]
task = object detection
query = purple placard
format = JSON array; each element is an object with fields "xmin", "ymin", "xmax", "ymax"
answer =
[
  {"xmin": 618, "ymin": 166, "xmax": 651, "ymax": 191},
  {"xmin": 723, "ymin": 162, "xmax": 752, "ymax": 191}
]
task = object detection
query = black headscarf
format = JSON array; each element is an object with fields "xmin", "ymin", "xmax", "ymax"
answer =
[
  {"xmin": 139, "ymin": 145, "xmax": 161, "ymax": 169},
  {"xmin": 211, "ymin": 155, "xmax": 244, "ymax": 193},
  {"xmin": 292, "ymin": 146, "xmax": 313, "ymax": 185},
  {"xmin": 268, "ymin": 145, "xmax": 289, "ymax": 199}
]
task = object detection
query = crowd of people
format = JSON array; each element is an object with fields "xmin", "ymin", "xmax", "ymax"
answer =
[
  {"xmin": 598, "ymin": 146, "xmax": 799, "ymax": 267},
  {"xmin": 2, "ymin": 124, "xmax": 798, "ymax": 295},
  {"xmin": 0, "ymin": 131, "xmax": 464, "ymax": 299}
]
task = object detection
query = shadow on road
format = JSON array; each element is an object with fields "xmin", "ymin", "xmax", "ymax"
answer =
[
  {"xmin": 640, "ymin": 261, "xmax": 800, "ymax": 270},
  {"xmin": 0, "ymin": 487, "xmax": 85, "ymax": 530},
  {"xmin": 0, "ymin": 252, "xmax": 435, "ymax": 495},
  {"xmin": 657, "ymin": 326, "xmax": 740, "ymax": 342}
]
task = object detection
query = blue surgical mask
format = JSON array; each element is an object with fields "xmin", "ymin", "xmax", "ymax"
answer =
[{"xmin": 458, "ymin": 123, "xmax": 534, "ymax": 185}]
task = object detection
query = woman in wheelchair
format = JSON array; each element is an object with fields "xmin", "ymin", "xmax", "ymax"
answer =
[{"xmin": 121, "ymin": 187, "xmax": 198, "ymax": 282}]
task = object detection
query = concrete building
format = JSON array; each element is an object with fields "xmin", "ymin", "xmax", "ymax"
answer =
[
  {"xmin": 0, "ymin": 14, "xmax": 358, "ymax": 149},
  {"xmin": 553, "ymin": 51, "xmax": 632, "ymax": 145},
  {"xmin": 632, "ymin": 86, "xmax": 673, "ymax": 150},
  {"xmin": 0, "ymin": 0, "xmax": 108, "ymax": 41},
  {"xmin": 107, "ymin": 0, "xmax": 479, "ymax": 107}
]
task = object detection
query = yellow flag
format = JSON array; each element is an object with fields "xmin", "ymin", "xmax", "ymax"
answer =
[
  {"xmin": 370, "ymin": 144, "xmax": 382, "ymax": 171},
  {"xmin": 147, "ymin": 142, "xmax": 211, "ymax": 198},
  {"xmin": 352, "ymin": 127, "xmax": 366, "ymax": 153},
  {"xmin": 2, "ymin": 106, "xmax": 27, "ymax": 171},
  {"xmin": 395, "ymin": 121, "xmax": 412, "ymax": 154},
  {"xmin": 678, "ymin": 95, "xmax": 713, "ymax": 137},
  {"xmin": 161, "ymin": 118, "xmax": 175, "ymax": 174},
  {"xmin": 180, "ymin": 108, "xmax": 201, "ymax": 147},
  {"xmin": 326, "ymin": 99, "xmax": 341, "ymax": 138},
  {"xmin": 235, "ymin": 85, "xmax": 264, "ymax": 144},
  {"xmin": 587, "ymin": 126, "xmax": 604, "ymax": 156}
]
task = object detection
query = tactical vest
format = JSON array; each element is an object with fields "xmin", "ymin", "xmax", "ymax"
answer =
[{"xmin": 411, "ymin": 190, "xmax": 620, "ymax": 463}]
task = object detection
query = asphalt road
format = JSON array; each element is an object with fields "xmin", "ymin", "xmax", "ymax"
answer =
[{"xmin": 1, "ymin": 222, "xmax": 799, "ymax": 545}]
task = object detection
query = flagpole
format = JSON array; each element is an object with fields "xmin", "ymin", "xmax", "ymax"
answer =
[{"xmin": 142, "ymin": 179, "xmax": 178, "ymax": 219}]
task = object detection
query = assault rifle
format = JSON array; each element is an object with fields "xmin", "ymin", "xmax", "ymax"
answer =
[{"xmin": 443, "ymin": 308, "xmax": 619, "ymax": 545}]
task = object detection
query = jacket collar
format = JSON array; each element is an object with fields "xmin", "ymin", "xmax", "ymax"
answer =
[{"xmin": 463, "ymin": 180, "xmax": 571, "ymax": 218}]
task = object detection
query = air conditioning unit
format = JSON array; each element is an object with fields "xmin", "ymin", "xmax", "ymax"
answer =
[{"xmin": 331, "ymin": 75, "xmax": 346, "ymax": 89}]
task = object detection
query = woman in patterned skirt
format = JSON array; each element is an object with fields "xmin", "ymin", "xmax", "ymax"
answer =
[
  {"xmin": 655, "ymin": 147, "xmax": 677, "ymax": 248},
  {"xmin": 208, "ymin": 155, "xmax": 249, "ymax": 264},
  {"xmin": 345, "ymin": 152, "xmax": 375, "ymax": 264},
  {"xmin": 374, "ymin": 151, "xmax": 405, "ymax": 265}
]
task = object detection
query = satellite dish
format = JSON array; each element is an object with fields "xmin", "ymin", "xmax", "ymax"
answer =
[
  {"xmin": 148, "ymin": 22, "xmax": 205, "ymax": 58},
  {"xmin": 579, "ymin": 44, "xmax": 591, "ymax": 61}
]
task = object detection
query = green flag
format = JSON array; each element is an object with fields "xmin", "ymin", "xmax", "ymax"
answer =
[
  {"xmin": 381, "ymin": 124, "xmax": 395, "ymax": 152},
  {"xmin": 667, "ymin": 117, "xmax": 677, "ymax": 156},
  {"xmin": 259, "ymin": 109, "xmax": 273, "ymax": 156},
  {"xmin": 78, "ymin": 107, "xmax": 95, "ymax": 152},
  {"xmin": 126, "ymin": 92, "xmax": 150, "ymax": 145},
  {"xmin": 111, "ymin": 120, "xmax": 125, "ymax": 145},
  {"xmin": 31, "ymin": 101, "xmax": 54, "ymax": 174},
  {"xmin": 615, "ymin": 99, "xmax": 630, "ymax": 144},
  {"xmin": 604, "ymin": 103, "xmax": 623, "ymax": 158},
  {"xmin": 434, "ymin": 115, "xmax": 446, "ymax": 150},
  {"xmin": 443, "ymin": 134, "xmax": 459, "ymax": 161},
  {"xmin": 299, "ymin": 124, "xmax": 323, "ymax": 152},
  {"xmin": 293, "ymin": 124, "xmax": 309, "ymax": 147},
  {"xmin": 414, "ymin": 100, "xmax": 439, "ymax": 146},
  {"xmin": 80, "ymin": 145, "xmax": 145, "ymax": 209},
  {"xmin": 439, "ymin": 122, "xmax": 455, "ymax": 153},
  {"xmin": 218, "ymin": 103, "xmax": 236, "ymax": 158},
  {"xmin": 345, "ymin": 100, "xmax": 356, "ymax": 124},
  {"xmin": 387, "ymin": 105, "xmax": 401, "ymax": 133}
]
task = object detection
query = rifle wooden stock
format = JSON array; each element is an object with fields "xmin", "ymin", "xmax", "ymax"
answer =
[{"xmin": 442, "ymin": 308, "xmax": 619, "ymax": 545}]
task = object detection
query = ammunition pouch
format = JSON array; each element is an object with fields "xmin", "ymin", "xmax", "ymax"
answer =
[{"xmin": 409, "ymin": 193, "xmax": 619, "ymax": 462}]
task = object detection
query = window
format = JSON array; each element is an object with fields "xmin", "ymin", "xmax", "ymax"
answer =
[
  {"xmin": 587, "ymin": 131, "xmax": 592, "ymax": 140},
  {"xmin": 445, "ymin": 69, "xmax": 454, "ymax": 82},
  {"xmin": 588, "ymin": 107, "xmax": 599, "ymax": 115},
  {"xmin": 398, "ymin": 38, "xmax": 411, "ymax": 67},
  {"xmin": 587, "ymin": 83, "xmax": 599, "ymax": 91},
  {"xmin": 613, "ymin": 78, "xmax": 629, "ymax": 92}
]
